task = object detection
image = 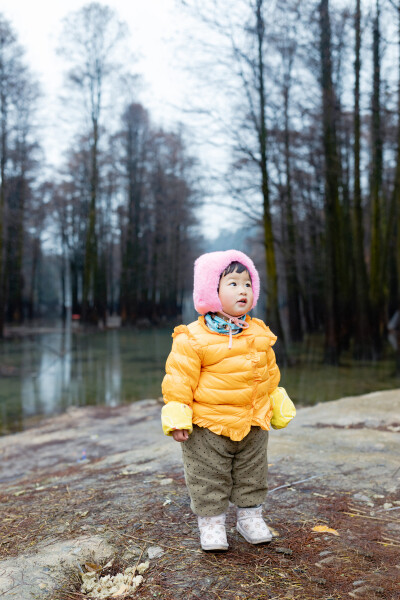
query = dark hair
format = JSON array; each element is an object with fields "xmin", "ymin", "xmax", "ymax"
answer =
[{"xmin": 220, "ymin": 261, "xmax": 250, "ymax": 280}]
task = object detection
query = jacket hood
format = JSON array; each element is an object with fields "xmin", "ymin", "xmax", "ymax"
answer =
[{"xmin": 193, "ymin": 249, "xmax": 260, "ymax": 315}]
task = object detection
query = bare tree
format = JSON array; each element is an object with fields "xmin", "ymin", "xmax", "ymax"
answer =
[
  {"xmin": 352, "ymin": 0, "xmax": 372, "ymax": 358},
  {"xmin": 318, "ymin": 0, "xmax": 346, "ymax": 363},
  {"xmin": 58, "ymin": 2, "xmax": 128, "ymax": 324},
  {"xmin": 0, "ymin": 15, "xmax": 40, "ymax": 334},
  {"xmin": 119, "ymin": 103, "xmax": 150, "ymax": 323},
  {"xmin": 369, "ymin": 0, "xmax": 384, "ymax": 357}
]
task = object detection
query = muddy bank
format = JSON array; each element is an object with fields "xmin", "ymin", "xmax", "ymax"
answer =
[{"xmin": 0, "ymin": 391, "xmax": 399, "ymax": 599}]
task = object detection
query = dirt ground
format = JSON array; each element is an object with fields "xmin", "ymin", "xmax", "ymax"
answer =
[{"xmin": 0, "ymin": 391, "xmax": 399, "ymax": 600}]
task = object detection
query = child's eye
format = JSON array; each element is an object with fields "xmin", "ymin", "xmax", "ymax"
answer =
[
  {"xmin": 246, "ymin": 283, "xmax": 252, "ymax": 287},
  {"xmin": 229, "ymin": 282, "xmax": 236, "ymax": 286}
]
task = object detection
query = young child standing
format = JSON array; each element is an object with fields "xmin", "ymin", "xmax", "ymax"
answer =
[{"xmin": 161, "ymin": 250, "xmax": 290, "ymax": 551}]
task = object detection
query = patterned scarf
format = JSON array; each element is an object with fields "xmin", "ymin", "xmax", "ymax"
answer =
[{"xmin": 204, "ymin": 312, "xmax": 248, "ymax": 349}]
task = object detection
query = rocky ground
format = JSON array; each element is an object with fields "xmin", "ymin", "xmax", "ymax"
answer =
[{"xmin": 0, "ymin": 390, "xmax": 399, "ymax": 600}]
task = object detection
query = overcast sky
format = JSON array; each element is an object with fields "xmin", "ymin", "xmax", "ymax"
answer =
[
  {"xmin": 2, "ymin": 0, "xmax": 189, "ymax": 127},
  {"xmin": 1, "ymin": 0, "xmax": 237, "ymax": 237}
]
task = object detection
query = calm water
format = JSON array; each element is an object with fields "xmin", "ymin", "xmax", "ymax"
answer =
[
  {"xmin": 0, "ymin": 327, "xmax": 172, "ymax": 435},
  {"xmin": 0, "ymin": 327, "xmax": 398, "ymax": 435}
]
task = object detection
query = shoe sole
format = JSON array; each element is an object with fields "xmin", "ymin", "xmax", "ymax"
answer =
[
  {"xmin": 236, "ymin": 523, "xmax": 272, "ymax": 544},
  {"xmin": 201, "ymin": 544, "xmax": 229, "ymax": 552}
]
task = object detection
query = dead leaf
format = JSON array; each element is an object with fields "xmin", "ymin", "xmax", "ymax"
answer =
[
  {"xmin": 312, "ymin": 525, "xmax": 339, "ymax": 536},
  {"xmin": 84, "ymin": 562, "xmax": 102, "ymax": 572},
  {"xmin": 269, "ymin": 526, "xmax": 280, "ymax": 537}
]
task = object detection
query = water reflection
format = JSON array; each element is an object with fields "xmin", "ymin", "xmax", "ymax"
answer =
[{"xmin": 0, "ymin": 327, "xmax": 172, "ymax": 435}]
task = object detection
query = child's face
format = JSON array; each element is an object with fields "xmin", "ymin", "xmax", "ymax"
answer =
[{"xmin": 217, "ymin": 269, "xmax": 253, "ymax": 317}]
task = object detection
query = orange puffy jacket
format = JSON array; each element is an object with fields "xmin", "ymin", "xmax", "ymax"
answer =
[{"xmin": 162, "ymin": 316, "xmax": 280, "ymax": 441}]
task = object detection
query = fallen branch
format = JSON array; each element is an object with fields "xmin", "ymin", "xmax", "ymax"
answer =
[
  {"xmin": 342, "ymin": 512, "xmax": 400, "ymax": 523},
  {"xmin": 118, "ymin": 532, "xmax": 200, "ymax": 554},
  {"xmin": 376, "ymin": 541, "xmax": 400, "ymax": 547},
  {"xmin": 269, "ymin": 474, "xmax": 324, "ymax": 493},
  {"xmin": 381, "ymin": 536, "xmax": 400, "ymax": 543}
]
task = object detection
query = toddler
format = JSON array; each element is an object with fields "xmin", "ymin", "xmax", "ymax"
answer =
[{"xmin": 161, "ymin": 250, "xmax": 286, "ymax": 551}]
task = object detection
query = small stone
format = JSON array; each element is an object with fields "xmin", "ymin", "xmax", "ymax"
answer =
[
  {"xmin": 147, "ymin": 546, "xmax": 164, "ymax": 559},
  {"xmin": 373, "ymin": 494, "xmax": 384, "ymax": 499},
  {"xmin": 348, "ymin": 585, "xmax": 375, "ymax": 597},
  {"xmin": 352, "ymin": 580, "xmax": 366, "ymax": 586},
  {"xmin": 315, "ymin": 556, "xmax": 339, "ymax": 568},
  {"xmin": 274, "ymin": 547, "xmax": 293, "ymax": 555},
  {"xmin": 310, "ymin": 576, "xmax": 326, "ymax": 585},
  {"xmin": 383, "ymin": 503, "xmax": 393, "ymax": 509},
  {"xmin": 159, "ymin": 478, "xmax": 173, "ymax": 486},
  {"xmin": 353, "ymin": 493, "xmax": 371, "ymax": 503},
  {"xmin": 319, "ymin": 550, "xmax": 332, "ymax": 557}
]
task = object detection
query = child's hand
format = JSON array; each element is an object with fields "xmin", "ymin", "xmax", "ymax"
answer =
[{"xmin": 172, "ymin": 429, "xmax": 189, "ymax": 442}]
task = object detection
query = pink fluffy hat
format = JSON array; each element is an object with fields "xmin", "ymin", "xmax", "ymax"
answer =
[{"xmin": 193, "ymin": 250, "xmax": 260, "ymax": 315}]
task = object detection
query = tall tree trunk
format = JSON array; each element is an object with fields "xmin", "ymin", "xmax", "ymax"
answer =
[
  {"xmin": 255, "ymin": 0, "xmax": 286, "ymax": 357},
  {"xmin": 82, "ymin": 117, "xmax": 99, "ymax": 323},
  {"xmin": 319, "ymin": 0, "xmax": 343, "ymax": 364},
  {"xmin": 0, "ymin": 91, "xmax": 6, "ymax": 337},
  {"xmin": 124, "ymin": 137, "xmax": 139, "ymax": 323},
  {"xmin": 96, "ymin": 250, "xmax": 107, "ymax": 325},
  {"xmin": 391, "ymin": 0, "xmax": 400, "ymax": 375},
  {"xmin": 339, "ymin": 124, "xmax": 354, "ymax": 351},
  {"xmin": 282, "ymin": 60, "xmax": 302, "ymax": 343},
  {"xmin": 120, "ymin": 109, "xmax": 145, "ymax": 324},
  {"xmin": 28, "ymin": 236, "xmax": 39, "ymax": 320},
  {"xmin": 6, "ymin": 177, "xmax": 24, "ymax": 324},
  {"xmin": 353, "ymin": 0, "xmax": 372, "ymax": 358},
  {"xmin": 369, "ymin": 0, "xmax": 384, "ymax": 357},
  {"xmin": 12, "ymin": 174, "xmax": 25, "ymax": 323},
  {"xmin": 397, "ymin": 209, "xmax": 400, "ymax": 375},
  {"xmin": 61, "ymin": 248, "xmax": 67, "ymax": 323}
]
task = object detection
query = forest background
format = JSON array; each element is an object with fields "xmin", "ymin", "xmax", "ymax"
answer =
[{"xmin": 0, "ymin": 0, "xmax": 400, "ymax": 372}]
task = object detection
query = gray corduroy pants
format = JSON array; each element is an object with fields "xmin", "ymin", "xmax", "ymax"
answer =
[{"xmin": 181, "ymin": 424, "xmax": 269, "ymax": 517}]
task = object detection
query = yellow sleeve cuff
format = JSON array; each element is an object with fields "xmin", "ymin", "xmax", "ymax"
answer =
[
  {"xmin": 270, "ymin": 387, "xmax": 296, "ymax": 430},
  {"xmin": 161, "ymin": 401, "xmax": 193, "ymax": 436}
]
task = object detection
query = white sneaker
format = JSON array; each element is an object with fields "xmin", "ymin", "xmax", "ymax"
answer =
[
  {"xmin": 236, "ymin": 506, "xmax": 273, "ymax": 544},
  {"xmin": 198, "ymin": 513, "xmax": 229, "ymax": 551}
]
